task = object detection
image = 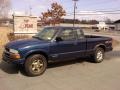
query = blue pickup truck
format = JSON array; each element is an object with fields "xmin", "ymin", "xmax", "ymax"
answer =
[{"xmin": 2, "ymin": 27, "xmax": 113, "ymax": 76}]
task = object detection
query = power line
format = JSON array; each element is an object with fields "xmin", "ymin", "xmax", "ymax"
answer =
[
  {"xmin": 86, "ymin": 10, "xmax": 120, "ymax": 13},
  {"xmin": 66, "ymin": 12, "xmax": 120, "ymax": 16},
  {"xmin": 66, "ymin": 9, "xmax": 120, "ymax": 16},
  {"xmin": 74, "ymin": 10, "xmax": 120, "ymax": 14}
]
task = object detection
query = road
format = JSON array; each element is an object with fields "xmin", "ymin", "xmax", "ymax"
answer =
[{"xmin": 0, "ymin": 32, "xmax": 120, "ymax": 90}]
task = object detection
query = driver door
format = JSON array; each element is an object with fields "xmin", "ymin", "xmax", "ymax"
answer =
[{"xmin": 49, "ymin": 28, "xmax": 77, "ymax": 61}]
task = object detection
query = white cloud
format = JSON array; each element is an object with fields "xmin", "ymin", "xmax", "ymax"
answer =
[{"xmin": 8, "ymin": 10, "xmax": 26, "ymax": 18}]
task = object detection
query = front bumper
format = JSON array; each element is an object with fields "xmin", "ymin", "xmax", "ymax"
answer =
[
  {"xmin": 2, "ymin": 51, "xmax": 25, "ymax": 64},
  {"xmin": 106, "ymin": 47, "xmax": 113, "ymax": 52}
]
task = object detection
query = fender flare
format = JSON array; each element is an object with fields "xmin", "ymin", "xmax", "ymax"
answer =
[
  {"xmin": 94, "ymin": 44, "xmax": 106, "ymax": 51},
  {"xmin": 25, "ymin": 49, "xmax": 48, "ymax": 60}
]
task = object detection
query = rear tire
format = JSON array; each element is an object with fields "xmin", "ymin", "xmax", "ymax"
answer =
[
  {"xmin": 25, "ymin": 54, "xmax": 47, "ymax": 76},
  {"xmin": 92, "ymin": 47, "xmax": 105, "ymax": 63}
]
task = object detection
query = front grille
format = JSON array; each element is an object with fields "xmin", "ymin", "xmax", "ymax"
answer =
[
  {"xmin": 5, "ymin": 47, "xmax": 9, "ymax": 52},
  {"xmin": 3, "ymin": 52, "xmax": 13, "ymax": 63},
  {"xmin": 4, "ymin": 52, "xmax": 10, "ymax": 57},
  {"xmin": 3, "ymin": 51, "xmax": 13, "ymax": 61},
  {"xmin": 2, "ymin": 47, "xmax": 15, "ymax": 62},
  {"xmin": 4, "ymin": 46, "xmax": 11, "ymax": 58}
]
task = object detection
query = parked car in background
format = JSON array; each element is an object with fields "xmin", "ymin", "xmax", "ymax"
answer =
[{"xmin": 92, "ymin": 27, "xmax": 100, "ymax": 32}]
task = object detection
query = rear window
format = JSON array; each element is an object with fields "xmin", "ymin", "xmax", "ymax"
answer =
[
  {"xmin": 58, "ymin": 29, "xmax": 75, "ymax": 41},
  {"xmin": 76, "ymin": 29, "xmax": 84, "ymax": 39}
]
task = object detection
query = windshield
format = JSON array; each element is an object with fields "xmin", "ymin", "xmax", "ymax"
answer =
[{"xmin": 33, "ymin": 28, "xmax": 57, "ymax": 41}]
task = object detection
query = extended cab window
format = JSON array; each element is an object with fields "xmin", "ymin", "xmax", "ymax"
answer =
[
  {"xmin": 58, "ymin": 29, "xmax": 75, "ymax": 41},
  {"xmin": 76, "ymin": 29, "xmax": 84, "ymax": 39}
]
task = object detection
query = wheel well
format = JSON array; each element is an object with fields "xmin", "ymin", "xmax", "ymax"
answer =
[
  {"xmin": 98, "ymin": 45, "xmax": 106, "ymax": 51},
  {"xmin": 25, "ymin": 51, "xmax": 48, "ymax": 61}
]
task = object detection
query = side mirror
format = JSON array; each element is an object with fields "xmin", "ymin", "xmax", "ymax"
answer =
[{"xmin": 55, "ymin": 37, "xmax": 63, "ymax": 42}]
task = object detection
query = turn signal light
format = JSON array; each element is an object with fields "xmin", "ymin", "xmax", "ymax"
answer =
[{"xmin": 10, "ymin": 53, "xmax": 21, "ymax": 59}]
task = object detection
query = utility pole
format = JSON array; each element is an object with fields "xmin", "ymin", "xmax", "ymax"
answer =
[
  {"xmin": 73, "ymin": 0, "xmax": 78, "ymax": 27},
  {"xmin": 13, "ymin": 12, "xmax": 15, "ymax": 33},
  {"xmin": 29, "ymin": 5, "xmax": 32, "ymax": 16}
]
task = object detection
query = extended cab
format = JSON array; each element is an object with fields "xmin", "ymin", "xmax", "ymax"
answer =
[{"xmin": 2, "ymin": 27, "xmax": 113, "ymax": 76}]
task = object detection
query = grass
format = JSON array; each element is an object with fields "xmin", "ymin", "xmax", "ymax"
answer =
[
  {"xmin": 0, "ymin": 27, "xmax": 12, "ymax": 46},
  {"xmin": 0, "ymin": 27, "xmax": 31, "ymax": 59},
  {"xmin": 7, "ymin": 33, "xmax": 31, "ymax": 41},
  {"xmin": 112, "ymin": 39, "xmax": 120, "ymax": 48},
  {"xmin": 0, "ymin": 27, "xmax": 13, "ymax": 59}
]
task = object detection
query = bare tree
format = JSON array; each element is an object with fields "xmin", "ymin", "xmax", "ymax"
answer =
[
  {"xmin": 0, "ymin": 0, "xmax": 11, "ymax": 18},
  {"xmin": 105, "ymin": 18, "xmax": 113, "ymax": 24}
]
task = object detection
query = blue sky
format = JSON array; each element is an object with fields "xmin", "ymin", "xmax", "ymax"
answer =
[{"xmin": 11, "ymin": 0, "xmax": 120, "ymax": 21}]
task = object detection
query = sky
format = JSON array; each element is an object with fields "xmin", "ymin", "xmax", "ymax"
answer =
[{"xmin": 11, "ymin": 0, "xmax": 120, "ymax": 21}]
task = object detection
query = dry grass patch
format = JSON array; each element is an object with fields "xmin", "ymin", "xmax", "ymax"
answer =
[
  {"xmin": 0, "ymin": 27, "xmax": 12, "ymax": 45},
  {"xmin": 0, "ymin": 27, "xmax": 12, "ymax": 59},
  {"xmin": 0, "ymin": 27, "xmax": 31, "ymax": 59},
  {"xmin": 7, "ymin": 33, "xmax": 31, "ymax": 41},
  {"xmin": 112, "ymin": 39, "xmax": 120, "ymax": 48}
]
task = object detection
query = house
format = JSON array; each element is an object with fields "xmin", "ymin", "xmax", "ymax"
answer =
[
  {"xmin": 114, "ymin": 20, "xmax": 120, "ymax": 31},
  {"xmin": 96, "ymin": 21, "xmax": 115, "ymax": 31},
  {"xmin": 96, "ymin": 22, "xmax": 108, "ymax": 30}
]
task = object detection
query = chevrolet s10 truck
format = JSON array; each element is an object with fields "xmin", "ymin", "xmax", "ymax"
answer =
[{"xmin": 2, "ymin": 27, "xmax": 113, "ymax": 76}]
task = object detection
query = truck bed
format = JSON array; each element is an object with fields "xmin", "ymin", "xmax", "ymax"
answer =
[{"xmin": 85, "ymin": 35, "xmax": 105, "ymax": 38}]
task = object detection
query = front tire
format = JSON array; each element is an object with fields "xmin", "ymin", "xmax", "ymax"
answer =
[
  {"xmin": 92, "ymin": 47, "xmax": 105, "ymax": 63},
  {"xmin": 25, "ymin": 54, "xmax": 47, "ymax": 76}
]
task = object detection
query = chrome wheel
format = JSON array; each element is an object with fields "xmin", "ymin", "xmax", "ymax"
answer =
[
  {"xmin": 91, "ymin": 47, "xmax": 104, "ymax": 63},
  {"xmin": 96, "ymin": 50, "xmax": 103, "ymax": 61},
  {"xmin": 31, "ymin": 59, "xmax": 44, "ymax": 73},
  {"xmin": 25, "ymin": 54, "xmax": 47, "ymax": 76}
]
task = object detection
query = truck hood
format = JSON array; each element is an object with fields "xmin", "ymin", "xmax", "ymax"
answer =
[{"xmin": 6, "ymin": 38, "xmax": 48, "ymax": 49}]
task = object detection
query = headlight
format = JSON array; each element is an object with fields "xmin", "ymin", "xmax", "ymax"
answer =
[
  {"xmin": 9, "ymin": 49, "xmax": 19, "ymax": 54},
  {"xmin": 9, "ymin": 49, "xmax": 21, "ymax": 59}
]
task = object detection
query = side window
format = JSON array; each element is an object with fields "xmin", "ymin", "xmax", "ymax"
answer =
[
  {"xmin": 76, "ymin": 29, "xmax": 84, "ymax": 39},
  {"xmin": 59, "ymin": 29, "xmax": 75, "ymax": 41}
]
